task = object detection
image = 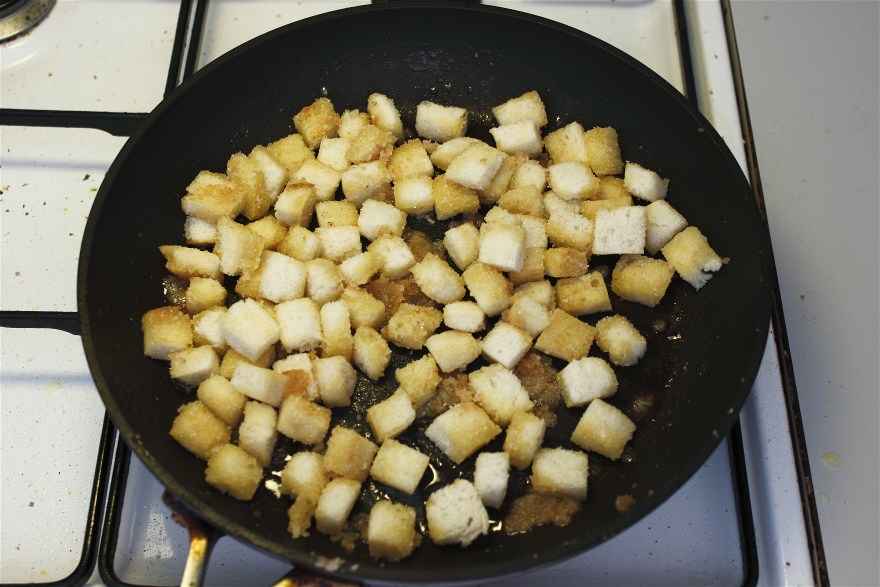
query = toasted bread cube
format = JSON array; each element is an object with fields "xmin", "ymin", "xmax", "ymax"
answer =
[
  {"xmin": 320, "ymin": 300, "xmax": 353, "ymax": 360},
  {"xmin": 341, "ymin": 287, "xmax": 386, "ymax": 329},
  {"xmin": 490, "ymin": 122, "xmax": 543, "ymax": 156},
  {"xmin": 481, "ymin": 322, "xmax": 532, "ymax": 370},
  {"xmin": 645, "ymin": 200, "xmax": 687, "ymax": 254},
  {"xmin": 368, "ymin": 500, "xmax": 417, "ymax": 561},
  {"xmin": 443, "ymin": 223, "xmax": 479, "ymax": 271},
  {"xmin": 291, "ymin": 160, "xmax": 341, "ymax": 202},
  {"xmin": 581, "ymin": 196, "xmax": 633, "ymax": 220},
  {"xmin": 548, "ymin": 161, "xmax": 599, "ymax": 201},
  {"xmin": 275, "ymin": 183, "xmax": 317, "ymax": 227},
  {"xmin": 276, "ymin": 298, "xmax": 323, "ymax": 352},
  {"xmin": 315, "ymin": 200, "xmax": 357, "ymax": 228},
  {"xmin": 169, "ymin": 346, "xmax": 219, "ymax": 386},
  {"xmin": 238, "ymin": 401, "xmax": 278, "ymax": 466},
  {"xmin": 181, "ymin": 171, "xmax": 244, "ymax": 222},
  {"xmin": 184, "ymin": 216, "xmax": 218, "ymax": 246},
  {"xmin": 557, "ymin": 272, "xmax": 612, "ymax": 316},
  {"xmin": 205, "ymin": 444, "xmax": 262, "ymax": 500},
  {"xmin": 462, "ymin": 262, "xmax": 512, "ymax": 317},
  {"xmin": 624, "ymin": 161, "xmax": 669, "ymax": 202},
  {"xmin": 256, "ymin": 251, "xmax": 306, "ymax": 303},
  {"xmin": 535, "ymin": 309, "xmax": 596, "ymax": 361},
  {"xmin": 389, "ymin": 139, "xmax": 433, "ymax": 180},
  {"xmin": 337, "ymin": 251, "xmax": 380, "ymax": 287},
  {"xmin": 221, "ymin": 299, "xmax": 279, "ymax": 361},
  {"xmin": 410, "ymin": 253, "xmax": 466, "ymax": 304},
  {"xmin": 395, "ymin": 355, "xmax": 441, "ymax": 408},
  {"xmin": 324, "ymin": 426, "xmax": 378, "ymax": 481},
  {"xmin": 294, "ymin": 97, "xmax": 339, "ymax": 149},
  {"xmin": 509, "ymin": 247, "xmax": 545, "ymax": 285},
  {"xmin": 160, "ymin": 245, "xmax": 221, "ymax": 280},
  {"xmin": 585, "ymin": 127, "xmax": 623, "ymax": 176},
  {"xmin": 352, "ymin": 326, "xmax": 391, "ymax": 381},
  {"xmin": 227, "ymin": 152, "xmax": 270, "ymax": 221},
  {"xmin": 572, "ymin": 398, "xmax": 636, "ymax": 460},
  {"xmin": 315, "ymin": 478, "xmax": 361, "ymax": 535},
  {"xmin": 470, "ymin": 364, "xmax": 533, "ymax": 426},
  {"xmin": 430, "ymin": 137, "xmax": 482, "ymax": 170},
  {"xmin": 367, "ymin": 93, "xmax": 404, "ymax": 138},
  {"xmin": 597, "ymin": 176, "xmax": 631, "ymax": 199},
  {"xmin": 215, "ymin": 217, "xmax": 264, "ymax": 276},
  {"xmin": 277, "ymin": 394, "xmax": 332, "ymax": 445},
  {"xmin": 277, "ymin": 225, "xmax": 319, "ymax": 263},
  {"xmin": 341, "ymin": 160, "xmax": 392, "ymax": 205},
  {"xmin": 142, "ymin": 306, "xmax": 192, "ymax": 360},
  {"xmin": 358, "ymin": 199, "xmax": 406, "ymax": 241},
  {"xmin": 273, "ymin": 352, "xmax": 319, "ymax": 400},
  {"xmin": 368, "ymin": 235, "xmax": 416, "ymax": 279},
  {"xmin": 305, "ymin": 259, "xmax": 343, "ymax": 304},
  {"xmin": 367, "ymin": 391, "xmax": 416, "ymax": 442},
  {"xmin": 347, "ymin": 124, "xmax": 395, "ymax": 164},
  {"xmin": 266, "ymin": 134, "xmax": 314, "ymax": 175},
  {"xmin": 317, "ymin": 137, "xmax": 351, "ymax": 172},
  {"xmin": 518, "ymin": 215, "xmax": 548, "ymax": 249},
  {"xmin": 492, "ymin": 90, "xmax": 548, "ymax": 127},
  {"xmin": 510, "ymin": 160, "xmax": 546, "ymax": 191},
  {"xmin": 425, "ymin": 331, "xmax": 482, "ymax": 373},
  {"xmin": 247, "ymin": 216, "xmax": 287, "ymax": 250},
  {"xmin": 281, "ymin": 451, "xmax": 328, "ymax": 500},
  {"xmin": 593, "ymin": 206, "xmax": 647, "ymax": 255},
  {"xmin": 503, "ymin": 411, "xmax": 546, "ymax": 469},
  {"xmin": 432, "ymin": 174, "xmax": 480, "ymax": 220},
  {"xmin": 197, "ymin": 375, "xmax": 246, "ymax": 426},
  {"xmin": 415, "ymin": 101, "xmax": 468, "ymax": 142},
  {"xmin": 383, "ymin": 303, "xmax": 442, "ymax": 350},
  {"xmin": 311, "ymin": 355, "xmax": 356, "ymax": 407},
  {"xmin": 545, "ymin": 122, "xmax": 588, "ymax": 164},
  {"xmin": 546, "ymin": 210, "xmax": 593, "ymax": 253},
  {"xmin": 338, "ymin": 109, "xmax": 371, "ymax": 140},
  {"xmin": 425, "ymin": 402, "xmax": 500, "ymax": 464},
  {"xmin": 512, "ymin": 280, "xmax": 556, "ymax": 309},
  {"xmin": 531, "ymin": 448, "xmax": 588, "ymax": 501},
  {"xmin": 560, "ymin": 357, "xmax": 618, "ymax": 408},
  {"xmin": 445, "ymin": 144, "xmax": 508, "ymax": 191},
  {"xmin": 370, "ymin": 439, "xmax": 430, "ymax": 495},
  {"xmin": 250, "ymin": 145, "xmax": 288, "ymax": 201},
  {"xmin": 478, "ymin": 222, "xmax": 526, "ymax": 272},
  {"xmin": 426, "ymin": 479, "xmax": 489, "ymax": 546},
  {"xmin": 219, "ymin": 346, "xmax": 274, "ymax": 379},
  {"xmin": 230, "ymin": 363, "xmax": 287, "ymax": 406},
  {"xmin": 611, "ymin": 255, "xmax": 674, "ymax": 307},
  {"xmin": 287, "ymin": 494, "xmax": 317, "ymax": 538},
  {"xmin": 544, "ymin": 248, "xmax": 588, "ymax": 278},
  {"xmin": 498, "ymin": 186, "xmax": 545, "ymax": 217},
  {"xmin": 393, "ymin": 176, "xmax": 434, "ymax": 215},
  {"xmin": 443, "ymin": 301, "xmax": 486, "ymax": 333},
  {"xmin": 544, "ymin": 191, "xmax": 580, "ymax": 217},
  {"xmin": 474, "ymin": 452, "xmax": 510, "ymax": 508},
  {"xmin": 170, "ymin": 401, "xmax": 230, "ymax": 459},
  {"xmin": 502, "ymin": 295, "xmax": 551, "ymax": 337},
  {"xmin": 596, "ymin": 315, "xmax": 647, "ymax": 366},
  {"xmin": 315, "ymin": 226, "xmax": 361, "ymax": 262},
  {"xmin": 661, "ymin": 226, "xmax": 723, "ymax": 289},
  {"xmin": 481, "ymin": 153, "xmax": 523, "ymax": 204}
]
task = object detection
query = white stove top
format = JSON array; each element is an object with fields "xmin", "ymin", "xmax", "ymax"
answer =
[{"xmin": 0, "ymin": 1, "xmax": 818, "ymax": 585}]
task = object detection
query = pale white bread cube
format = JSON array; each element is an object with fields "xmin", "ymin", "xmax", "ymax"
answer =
[
  {"xmin": 624, "ymin": 161, "xmax": 669, "ymax": 202},
  {"xmin": 313, "ymin": 355, "xmax": 357, "ymax": 407},
  {"xmin": 315, "ymin": 226, "xmax": 361, "ymax": 262},
  {"xmin": 544, "ymin": 247, "xmax": 588, "ymax": 279},
  {"xmin": 181, "ymin": 171, "xmax": 244, "ymax": 222},
  {"xmin": 395, "ymin": 355, "xmax": 441, "ymax": 409},
  {"xmin": 430, "ymin": 137, "xmax": 482, "ymax": 170},
  {"xmin": 571, "ymin": 398, "xmax": 636, "ymax": 460},
  {"xmin": 445, "ymin": 143, "xmax": 508, "ymax": 191},
  {"xmin": 323, "ymin": 425, "xmax": 379, "ymax": 481},
  {"xmin": 184, "ymin": 216, "xmax": 218, "ymax": 246},
  {"xmin": 339, "ymin": 251, "xmax": 382, "ymax": 286},
  {"xmin": 512, "ymin": 280, "xmax": 556, "ymax": 309},
  {"xmin": 367, "ymin": 93, "xmax": 404, "ymax": 138},
  {"xmin": 502, "ymin": 295, "xmax": 551, "ymax": 337},
  {"xmin": 661, "ymin": 226, "xmax": 723, "ymax": 289},
  {"xmin": 316, "ymin": 200, "xmax": 358, "ymax": 228},
  {"xmin": 483, "ymin": 205, "xmax": 519, "ymax": 226},
  {"xmin": 469, "ymin": 364, "xmax": 533, "ymax": 426},
  {"xmin": 518, "ymin": 214, "xmax": 548, "ymax": 249},
  {"xmin": 393, "ymin": 176, "xmax": 434, "ymax": 215},
  {"xmin": 197, "ymin": 375, "xmax": 246, "ymax": 426},
  {"xmin": 595, "ymin": 314, "xmax": 647, "ymax": 367},
  {"xmin": 250, "ymin": 145, "xmax": 288, "ymax": 200},
  {"xmin": 410, "ymin": 253, "xmax": 466, "ymax": 304},
  {"xmin": 492, "ymin": 90, "xmax": 548, "ymax": 127},
  {"xmin": 358, "ymin": 199, "xmax": 407, "ymax": 241},
  {"xmin": 645, "ymin": 200, "xmax": 688, "ymax": 254},
  {"xmin": 169, "ymin": 346, "xmax": 219, "ymax": 386},
  {"xmin": 389, "ymin": 139, "xmax": 434, "ymax": 179},
  {"xmin": 305, "ymin": 259, "xmax": 343, "ymax": 304},
  {"xmin": 368, "ymin": 500, "xmax": 417, "ymax": 561},
  {"xmin": 544, "ymin": 121, "xmax": 588, "ymax": 164},
  {"xmin": 353, "ymin": 326, "xmax": 391, "ymax": 380},
  {"xmin": 273, "ymin": 352, "xmax": 319, "ymax": 400},
  {"xmin": 281, "ymin": 451, "xmax": 328, "ymax": 501},
  {"xmin": 266, "ymin": 134, "xmax": 314, "ymax": 175},
  {"xmin": 509, "ymin": 247, "xmax": 545, "ymax": 286},
  {"xmin": 426, "ymin": 479, "xmax": 490, "ymax": 546},
  {"xmin": 482, "ymin": 153, "xmax": 524, "ymax": 204},
  {"xmin": 474, "ymin": 452, "xmax": 510, "ymax": 508},
  {"xmin": 341, "ymin": 287, "xmax": 386, "ymax": 330},
  {"xmin": 276, "ymin": 394, "xmax": 332, "ymax": 445},
  {"xmin": 143, "ymin": 306, "xmax": 192, "ymax": 360},
  {"xmin": 415, "ymin": 101, "xmax": 468, "ymax": 142},
  {"xmin": 293, "ymin": 97, "xmax": 339, "ymax": 149},
  {"xmin": 291, "ymin": 159, "xmax": 341, "ymax": 201},
  {"xmin": 159, "ymin": 245, "xmax": 221, "ymax": 279},
  {"xmin": 443, "ymin": 223, "xmax": 480, "ymax": 270},
  {"xmin": 247, "ymin": 216, "xmax": 287, "ymax": 250},
  {"xmin": 222, "ymin": 299, "xmax": 280, "ymax": 361},
  {"xmin": 478, "ymin": 222, "xmax": 526, "ymax": 272},
  {"xmin": 559, "ymin": 357, "xmax": 618, "ymax": 408},
  {"xmin": 531, "ymin": 448, "xmax": 589, "ymax": 501},
  {"xmin": 490, "ymin": 122, "xmax": 543, "ymax": 156},
  {"xmin": 287, "ymin": 494, "xmax": 317, "ymax": 539},
  {"xmin": 320, "ymin": 300, "xmax": 353, "ymax": 360},
  {"xmin": 238, "ymin": 401, "xmax": 278, "ymax": 466},
  {"xmin": 383, "ymin": 303, "xmax": 442, "ymax": 350},
  {"xmin": 339, "ymin": 109, "xmax": 371, "ymax": 140},
  {"xmin": 510, "ymin": 160, "xmax": 547, "ymax": 191},
  {"xmin": 503, "ymin": 411, "xmax": 546, "ymax": 470},
  {"xmin": 548, "ymin": 161, "xmax": 599, "ymax": 200},
  {"xmin": 425, "ymin": 402, "xmax": 501, "ymax": 464},
  {"xmin": 276, "ymin": 298, "xmax": 322, "ymax": 352},
  {"xmin": 443, "ymin": 301, "xmax": 486, "ymax": 333},
  {"xmin": 214, "ymin": 217, "xmax": 265, "ymax": 276},
  {"xmin": 347, "ymin": 124, "xmax": 395, "ymax": 164},
  {"xmin": 230, "ymin": 363, "xmax": 287, "ymax": 407},
  {"xmin": 481, "ymin": 321, "xmax": 532, "ymax": 370},
  {"xmin": 315, "ymin": 478, "xmax": 362, "ymax": 535},
  {"xmin": 425, "ymin": 331, "xmax": 482, "ymax": 373},
  {"xmin": 593, "ymin": 206, "xmax": 647, "ymax": 255},
  {"xmin": 368, "ymin": 235, "xmax": 416, "ymax": 279},
  {"xmin": 584, "ymin": 126, "xmax": 623, "ymax": 176},
  {"xmin": 170, "ymin": 401, "xmax": 230, "ymax": 460},
  {"xmin": 316, "ymin": 137, "xmax": 351, "ymax": 172},
  {"xmin": 367, "ymin": 391, "xmax": 416, "ymax": 442},
  {"xmin": 204, "ymin": 444, "xmax": 262, "ymax": 501},
  {"xmin": 544, "ymin": 191, "xmax": 580, "ymax": 217},
  {"xmin": 370, "ymin": 439, "xmax": 430, "ymax": 495},
  {"xmin": 256, "ymin": 251, "xmax": 307, "ymax": 303},
  {"xmin": 462, "ymin": 262, "xmax": 512, "ymax": 317},
  {"xmin": 341, "ymin": 160, "xmax": 392, "ymax": 205},
  {"xmin": 274, "ymin": 183, "xmax": 317, "ymax": 227},
  {"xmin": 611, "ymin": 254, "xmax": 674, "ymax": 307}
]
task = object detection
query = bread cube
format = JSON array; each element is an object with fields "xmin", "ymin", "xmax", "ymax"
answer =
[
  {"xmin": 276, "ymin": 298, "xmax": 322, "ymax": 352},
  {"xmin": 351, "ymin": 326, "xmax": 390, "ymax": 381},
  {"xmin": 393, "ymin": 176, "xmax": 434, "ymax": 215},
  {"xmin": 557, "ymin": 272, "xmax": 613, "ymax": 316},
  {"xmin": 337, "ymin": 251, "xmax": 380, "ymax": 287},
  {"xmin": 370, "ymin": 439, "xmax": 430, "ymax": 494},
  {"xmin": 544, "ymin": 122, "xmax": 588, "ymax": 164},
  {"xmin": 319, "ymin": 300, "xmax": 353, "ymax": 360},
  {"xmin": 316, "ymin": 137, "xmax": 351, "ymax": 173},
  {"xmin": 644, "ymin": 200, "xmax": 687, "ymax": 255},
  {"xmin": 611, "ymin": 255, "xmax": 674, "ymax": 307},
  {"xmin": 481, "ymin": 152, "xmax": 523, "ymax": 205},
  {"xmin": 315, "ymin": 201, "xmax": 357, "ymax": 228},
  {"xmin": 546, "ymin": 210, "xmax": 593, "ymax": 252},
  {"xmin": 291, "ymin": 160, "xmax": 341, "ymax": 201},
  {"xmin": 255, "ymin": 251, "xmax": 307, "ymax": 303},
  {"xmin": 548, "ymin": 161, "xmax": 599, "ymax": 200},
  {"xmin": 425, "ymin": 331, "xmax": 482, "ymax": 373},
  {"xmin": 502, "ymin": 295, "xmax": 551, "ymax": 337},
  {"xmin": 474, "ymin": 452, "xmax": 510, "ymax": 508},
  {"xmin": 432, "ymin": 174, "xmax": 480, "ymax": 220},
  {"xmin": 227, "ymin": 152, "xmax": 271, "ymax": 220},
  {"xmin": 571, "ymin": 398, "xmax": 636, "ymax": 460},
  {"xmin": 498, "ymin": 186, "xmax": 545, "ymax": 218},
  {"xmin": 238, "ymin": 401, "xmax": 278, "ymax": 466},
  {"xmin": 293, "ymin": 97, "xmax": 339, "ymax": 149},
  {"xmin": 426, "ymin": 479, "xmax": 489, "ymax": 546},
  {"xmin": 481, "ymin": 321, "xmax": 532, "ymax": 370},
  {"xmin": 338, "ymin": 109, "xmax": 371, "ymax": 140},
  {"xmin": 409, "ymin": 253, "xmax": 466, "ymax": 305},
  {"xmin": 266, "ymin": 134, "xmax": 314, "ymax": 175},
  {"xmin": 492, "ymin": 90, "xmax": 548, "ymax": 127},
  {"xmin": 160, "ymin": 245, "xmax": 222, "ymax": 280},
  {"xmin": 544, "ymin": 248, "xmax": 588, "ymax": 278},
  {"xmin": 383, "ymin": 303, "xmax": 442, "ymax": 350},
  {"xmin": 142, "ymin": 306, "xmax": 192, "ymax": 360},
  {"xmin": 368, "ymin": 501, "xmax": 417, "ymax": 561},
  {"xmin": 341, "ymin": 160, "xmax": 392, "ymax": 205},
  {"xmin": 358, "ymin": 199, "xmax": 406, "ymax": 241},
  {"xmin": 315, "ymin": 226, "xmax": 361, "ymax": 262},
  {"xmin": 442, "ymin": 223, "xmax": 479, "ymax": 270},
  {"xmin": 219, "ymin": 346, "xmax": 274, "ymax": 379},
  {"xmin": 624, "ymin": 161, "xmax": 669, "ymax": 202},
  {"xmin": 469, "ymin": 364, "xmax": 533, "ymax": 426},
  {"xmin": 305, "ymin": 259, "xmax": 343, "ymax": 304},
  {"xmin": 250, "ymin": 145, "xmax": 288, "ymax": 201},
  {"xmin": 597, "ymin": 176, "xmax": 631, "ymax": 199},
  {"xmin": 544, "ymin": 191, "xmax": 580, "ymax": 217},
  {"xmin": 535, "ymin": 309, "xmax": 596, "ymax": 361},
  {"xmin": 389, "ymin": 139, "xmax": 433, "ymax": 180},
  {"xmin": 395, "ymin": 355, "xmax": 441, "ymax": 408},
  {"xmin": 247, "ymin": 216, "xmax": 287, "ymax": 250},
  {"xmin": 315, "ymin": 478, "xmax": 362, "ymax": 535},
  {"xmin": 277, "ymin": 394, "xmax": 332, "ymax": 445},
  {"xmin": 197, "ymin": 375, "xmax": 246, "ymax": 426},
  {"xmin": 490, "ymin": 122, "xmax": 543, "ymax": 156},
  {"xmin": 221, "ymin": 299, "xmax": 279, "ymax": 361},
  {"xmin": 517, "ymin": 215, "xmax": 548, "ymax": 250},
  {"xmin": 367, "ymin": 93, "xmax": 404, "ymax": 138},
  {"xmin": 311, "ymin": 355, "xmax": 356, "ymax": 407},
  {"xmin": 169, "ymin": 346, "xmax": 219, "ymax": 386},
  {"xmin": 512, "ymin": 280, "xmax": 556, "ymax": 309},
  {"xmin": 230, "ymin": 363, "xmax": 286, "ymax": 406},
  {"xmin": 368, "ymin": 235, "xmax": 416, "ymax": 279},
  {"xmin": 275, "ymin": 183, "xmax": 317, "ymax": 227},
  {"xmin": 585, "ymin": 127, "xmax": 623, "ymax": 176},
  {"xmin": 287, "ymin": 494, "xmax": 317, "ymax": 538},
  {"xmin": 462, "ymin": 262, "xmax": 512, "ymax": 317},
  {"xmin": 430, "ymin": 137, "xmax": 482, "ymax": 170},
  {"xmin": 214, "ymin": 217, "xmax": 265, "ymax": 276},
  {"xmin": 276, "ymin": 226, "xmax": 319, "ymax": 264},
  {"xmin": 531, "ymin": 448, "xmax": 589, "ymax": 501},
  {"xmin": 281, "ymin": 451, "xmax": 328, "ymax": 500},
  {"xmin": 559, "ymin": 356, "xmax": 618, "ymax": 408},
  {"xmin": 509, "ymin": 247, "xmax": 546, "ymax": 285},
  {"xmin": 503, "ymin": 411, "xmax": 546, "ymax": 469},
  {"xmin": 415, "ymin": 101, "xmax": 468, "ymax": 142},
  {"xmin": 273, "ymin": 352, "xmax": 319, "ymax": 400},
  {"xmin": 181, "ymin": 171, "xmax": 244, "ymax": 222},
  {"xmin": 478, "ymin": 222, "xmax": 526, "ymax": 272},
  {"xmin": 427, "ymin": 401, "xmax": 500, "ymax": 463},
  {"xmin": 445, "ymin": 144, "xmax": 508, "ymax": 191},
  {"xmin": 184, "ymin": 216, "xmax": 218, "ymax": 246},
  {"xmin": 205, "ymin": 444, "xmax": 262, "ymax": 501},
  {"xmin": 442, "ymin": 301, "xmax": 486, "ymax": 333},
  {"xmin": 347, "ymin": 124, "xmax": 395, "ymax": 164},
  {"xmin": 661, "ymin": 226, "xmax": 723, "ymax": 289},
  {"xmin": 593, "ymin": 206, "xmax": 647, "ymax": 255},
  {"xmin": 341, "ymin": 287, "xmax": 386, "ymax": 329},
  {"xmin": 170, "ymin": 401, "xmax": 230, "ymax": 459},
  {"xmin": 581, "ymin": 196, "xmax": 633, "ymax": 220},
  {"xmin": 367, "ymin": 391, "xmax": 416, "ymax": 442},
  {"xmin": 596, "ymin": 315, "xmax": 647, "ymax": 366},
  {"xmin": 510, "ymin": 160, "xmax": 546, "ymax": 191},
  {"xmin": 323, "ymin": 426, "xmax": 378, "ymax": 481}
]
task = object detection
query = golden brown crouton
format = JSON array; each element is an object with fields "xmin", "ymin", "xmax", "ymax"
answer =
[
  {"xmin": 293, "ymin": 97, "xmax": 340, "ymax": 149},
  {"xmin": 534, "ymin": 309, "xmax": 596, "ymax": 361}
]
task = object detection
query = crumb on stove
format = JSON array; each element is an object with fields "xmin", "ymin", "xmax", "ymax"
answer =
[
  {"xmin": 514, "ymin": 352, "xmax": 561, "ymax": 427},
  {"xmin": 614, "ymin": 494, "xmax": 636, "ymax": 513},
  {"xmin": 503, "ymin": 493, "xmax": 580, "ymax": 534}
]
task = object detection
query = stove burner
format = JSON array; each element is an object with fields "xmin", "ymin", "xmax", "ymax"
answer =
[{"xmin": 0, "ymin": 0, "xmax": 54, "ymax": 43}]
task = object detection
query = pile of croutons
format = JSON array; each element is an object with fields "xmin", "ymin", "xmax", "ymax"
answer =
[{"xmin": 142, "ymin": 89, "xmax": 725, "ymax": 561}]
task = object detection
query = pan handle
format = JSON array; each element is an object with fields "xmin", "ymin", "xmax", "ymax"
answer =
[{"xmin": 0, "ymin": 311, "xmax": 81, "ymax": 335}]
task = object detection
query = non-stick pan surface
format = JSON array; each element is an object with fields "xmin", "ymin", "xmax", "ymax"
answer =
[{"xmin": 79, "ymin": 4, "xmax": 770, "ymax": 583}]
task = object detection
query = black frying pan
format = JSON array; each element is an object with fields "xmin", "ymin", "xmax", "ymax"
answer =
[{"xmin": 75, "ymin": 3, "xmax": 770, "ymax": 584}]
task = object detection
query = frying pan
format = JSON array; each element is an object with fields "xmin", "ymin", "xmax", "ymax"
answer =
[{"xmin": 71, "ymin": 2, "xmax": 770, "ymax": 584}]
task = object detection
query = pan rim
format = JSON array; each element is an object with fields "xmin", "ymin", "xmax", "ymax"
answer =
[{"xmin": 78, "ymin": 2, "xmax": 771, "ymax": 583}]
